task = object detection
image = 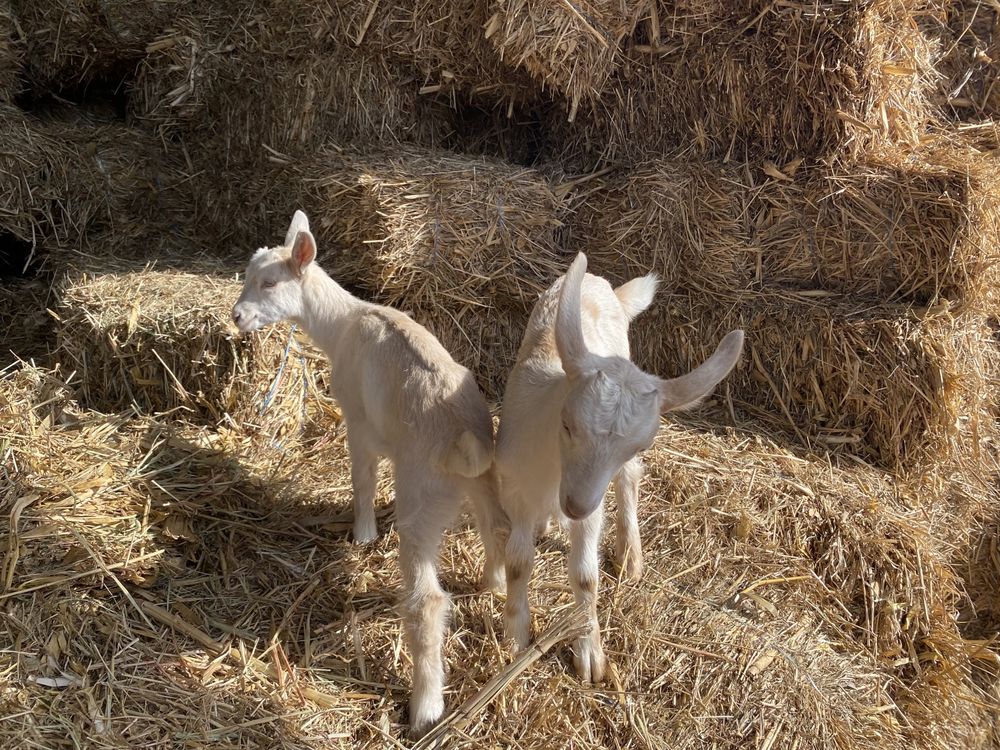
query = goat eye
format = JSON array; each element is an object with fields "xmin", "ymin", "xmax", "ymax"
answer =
[
  {"xmin": 261, "ymin": 280, "xmax": 276, "ymax": 290},
  {"xmin": 562, "ymin": 421, "xmax": 571, "ymax": 437}
]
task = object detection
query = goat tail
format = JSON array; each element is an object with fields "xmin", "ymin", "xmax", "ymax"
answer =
[
  {"xmin": 614, "ymin": 273, "xmax": 658, "ymax": 321},
  {"xmin": 441, "ymin": 429, "xmax": 494, "ymax": 478}
]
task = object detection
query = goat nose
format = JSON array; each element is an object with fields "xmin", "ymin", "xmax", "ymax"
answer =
[{"xmin": 232, "ymin": 309, "xmax": 242, "ymax": 324}]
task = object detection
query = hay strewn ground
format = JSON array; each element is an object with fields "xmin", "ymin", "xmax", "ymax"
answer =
[
  {"xmin": 3, "ymin": 0, "xmax": 1000, "ymax": 747},
  {"xmin": 2, "ymin": 364, "xmax": 997, "ymax": 749}
]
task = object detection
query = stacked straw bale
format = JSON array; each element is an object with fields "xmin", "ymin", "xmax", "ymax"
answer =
[
  {"xmin": 132, "ymin": 34, "xmax": 457, "ymax": 161},
  {"xmin": 543, "ymin": 0, "xmax": 940, "ymax": 166},
  {"xmin": 0, "ymin": 104, "xmax": 193, "ymax": 271},
  {"xmin": 0, "ymin": 1, "xmax": 22, "ymax": 102},
  {"xmin": 313, "ymin": 146, "xmax": 571, "ymax": 396},
  {"xmin": 575, "ymin": 141, "xmax": 1000, "ymax": 306},
  {"xmin": 630, "ymin": 290, "xmax": 997, "ymax": 471},
  {"xmin": 483, "ymin": 0, "xmax": 646, "ymax": 117},
  {"xmin": 11, "ymin": 0, "xmax": 173, "ymax": 90},
  {"xmin": 55, "ymin": 264, "xmax": 336, "ymax": 439},
  {"xmin": 1, "ymin": 360, "xmax": 995, "ymax": 747},
  {"xmin": 324, "ymin": 0, "xmax": 540, "ymax": 109},
  {"xmin": 932, "ymin": 1, "xmax": 1000, "ymax": 118}
]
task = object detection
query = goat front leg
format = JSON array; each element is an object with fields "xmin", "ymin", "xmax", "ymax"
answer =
[
  {"xmin": 346, "ymin": 424, "xmax": 379, "ymax": 544},
  {"xmin": 398, "ymin": 515, "xmax": 450, "ymax": 737},
  {"xmin": 613, "ymin": 457, "xmax": 643, "ymax": 581},
  {"xmin": 569, "ymin": 503, "xmax": 607, "ymax": 683},
  {"xmin": 502, "ymin": 520, "xmax": 536, "ymax": 653}
]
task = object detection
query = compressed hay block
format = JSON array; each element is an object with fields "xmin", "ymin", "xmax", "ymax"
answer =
[
  {"xmin": 0, "ymin": 105, "xmax": 193, "ymax": 270},
  {"xmin": 482, "ymin": 0, "xmax": 645, "ymax": 114},
  {"xmin": 314, "ymin": 147, "xmax": 569, "ymax": 308},
  {"xmin": 324, "ymin": 0, "xmax": 540, "ymax": 109},
  {"xmin": 11, "ymin": 0, "xmax": 174, "ymax": 89},
  {"xmin": 931, "ymin": 1, "xmax": 1000, "ymax": 117},
  {"xmin": 576, "ymin": 141, "xmax": 1000, "ymax": 306},
  {"xmin": 0, "ymin": 1, "xmax": 23, "ymax": 101},
  {"xmin": 55, "ymin": 266, "xmax": 330, "ymax": 437},
  {"xmin": 631, "ymin": 289, "xmax": 996, "ymax": 471},
  {"xmin": 132, "ymin": 35, "xmax": 457, "ymax": 161},
  {"xmin": 544, "ymin": 0, "xmax": 939, "ymax": 165}
]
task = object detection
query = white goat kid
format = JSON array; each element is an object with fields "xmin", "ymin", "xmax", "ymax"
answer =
[
  {"xmin": 493, "ymin": 251, "xmax": 744, "ymax": 681},
  {"xmin": 231, "ymin": 210, "xmax": 504, "ymax": 736}
]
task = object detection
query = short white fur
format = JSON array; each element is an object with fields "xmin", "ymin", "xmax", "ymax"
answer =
[
  {"xmin": 232, "ymin": 211, "xmax": 506, "ymax": 737},
  {"xmin": 492, "ymin": 251, "xmax": 744, "ymax": 680}
]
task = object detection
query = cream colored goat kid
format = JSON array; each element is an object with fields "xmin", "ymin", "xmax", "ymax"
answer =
[
  {"xmin": 231, "ymin": 211, "xmax": 504, "ymax": 736},
  {"xmin": 492, "ymin": 252, "xmax": 744, "ymax": 680}
]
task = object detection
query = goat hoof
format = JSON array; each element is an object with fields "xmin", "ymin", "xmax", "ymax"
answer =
[
  {"xmin": 408, "ymin": 696, "xmax": 444, "ymax": 739},
  {"xmin": 482, "ymin": 568, "xmax": 507, "ymax": 594},
  {"xmin": 616, "ymin": 552, "xmax": 643, "ymax": 582},
  {"xmin": 352, "ymin": 522, "xmax": 378, "ymax": 545},
  {"xmin": 573, "ymin": 637, "xmax": 607, "ymax": 683}
]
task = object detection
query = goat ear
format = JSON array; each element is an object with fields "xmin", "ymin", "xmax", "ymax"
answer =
[
  {"xmin": 289, "ymin": 230, "xmax": 317, "ymax": 276},
  {"xmin": 658, "ymin": 330, "xmax": 744, "ymax": 413},
  {"xmin": 555, "ymin": 252, "xmax": 593, "ymax": 378},
  {"xmin": 284, "ymin": 210, "xmax": 311, "ymax": 247}
]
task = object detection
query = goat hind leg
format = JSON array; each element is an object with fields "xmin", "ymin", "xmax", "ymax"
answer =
[
  {"xmin": 502, "ymin": 521, "xmax": 536, "ymax": 652},
  {"xmin": 467, "ymin": 472, "xmax": 508, "ymax": 593},
  {"xmin": 347, "ymin": 424, "xmax": 379, "ymax": 544},
  {"xmin": 398, "ymin": 514, "xmax": 451, "ymax": 737}
]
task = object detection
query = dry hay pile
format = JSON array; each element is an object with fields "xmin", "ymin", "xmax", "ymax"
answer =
[
  {"xmin": 544, "ymin": 0, "xmax": 940, "ymax": 166},
  {"xmin": 10, "ymin": 0, "xmax": 173, "ymax": 90},
  {"xmin": 483, "ymin": 0, "xmax": 646, "ymax": 118},
  {"xmin": 54, "ymin": 263, "xmax": 337, "ymax": 438},
  {"xmin": 0, "ymin": 0, "xmax": 22, "ymax": 102},
  {"xmin": 132, "ymin": 31, "xmax": 457, "ymax": 163},
  {"xmin": 0, "ymin": 104, "xmax": 192, "ymax": 273},
  {"xmin": 1, "ymin": 362, "xmax": 996, "ymax": 749},
  {"xmin": 931, "ymin": 0, "xmax": 1000, "ymax": 118},
  {"xmin": 631, "ymin": 289, "xmax": 997, "ymax": 471}
]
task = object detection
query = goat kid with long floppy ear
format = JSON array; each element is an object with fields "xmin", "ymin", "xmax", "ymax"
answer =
[
  {"xmin": 231, "ymin": 211, "xmax": 506, "ymax": 737},
  {"xmin": 493, "ymin": 251, "xmax": 744, "ymax": 681}
]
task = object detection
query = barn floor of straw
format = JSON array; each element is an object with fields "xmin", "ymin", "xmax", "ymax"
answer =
[{"xmin": 2, "ymin": 267, "xmax": 1000, "ymax": 749}]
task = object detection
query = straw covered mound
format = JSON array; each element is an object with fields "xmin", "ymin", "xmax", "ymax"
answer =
[
  {"xmin": 2, "ymin": 363, "xmax": 996, "ymax": 749},
  {"xmin": 0, "ymin": 104, "xmax": 191, "ymax": 272},
  {"xmin": 574, "ymin": 139, "xmax": 1000, "ymax": 306},
  {"xmin": 54, "ymin": 265, "xmax": 336, "ymax": 436},
  {"xmin": 483, "ymin": 0, "xmax": 645, "ymax": 116},
  {"xmin": 544, "ymin": 0, "xmax": 939, "ymax": 165},
  {"xmin": 133, "ymin": 35, "xmax": 457, "ymax": 162},
  {"xmin": 628, "ymin": 289, "xmax": 997, "ymax": 471}
]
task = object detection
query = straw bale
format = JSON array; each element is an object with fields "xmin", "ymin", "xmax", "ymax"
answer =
[
  {"xmin": 315, "ymin": 146, "xmax": 569, "ymax": 308},
  {"xmin": 483, "ymin": 0, "xmax": 646, "ymax": 115},
  {"xmin": 931, "ymin": 0, "xmax": 1000, "ymax": 118},
  {"xmin": 11, "ymin": 0, "xmax": 173, "ymax": 89},
  {"xmin": 575, "ymin": 141, "xmax": 1000, "ymax": 306},
  {"xmin": 54, "ymin": 265, "xmax": 336, "ymax": 437},
  {"xmin": 324, "ymin": 0, "xmax": 540, "ymax": 109},
  {"xmin": 628, "ymin": 289, "xmax": 997, "ymax": 471},
  {"xmin": 0, "ymin": 1, "xmax": 23, "ymax": 101},
  {"xmin": 1, "ymin": 360, "xmax": 994, "ymax": 747},
  {"xmin": 544, "ymin": 0, "xmax": 940, "ymax": 166},
  {"xmin": 0, "ymin": 104, "xmax": 194, "ymax": 271},
  {"xmin": 0, "ymin": 277, "xmax": 54, "ymax": 368},
  {"xmin": 132, "ymin": 29, "xmax": 456, "ymax": 161}
]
